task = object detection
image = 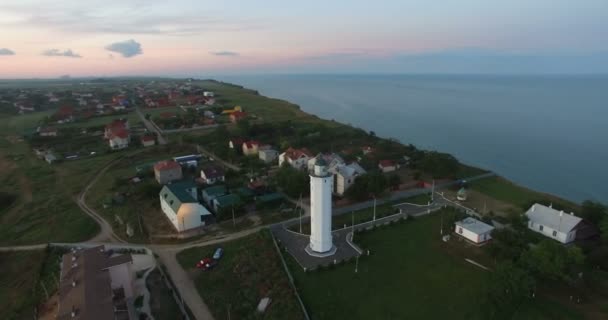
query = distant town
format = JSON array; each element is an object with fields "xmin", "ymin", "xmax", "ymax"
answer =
[{"xmin": 0, "ymin": 78, "xmax": 606, "ymax": 320}]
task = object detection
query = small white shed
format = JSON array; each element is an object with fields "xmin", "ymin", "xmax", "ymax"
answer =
[{"xmin": 454, "ymin": 217, "xmax": 494, "ymax": 244}]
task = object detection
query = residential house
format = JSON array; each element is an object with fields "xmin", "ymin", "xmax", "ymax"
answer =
[
  {"xmin": 230, "ymin": 111, "xmax": 247, "ymax": 123},
  {"xmin": 362, "ymin": 146, "xmax": 375, "ymax": 155},
  {"xmin": 308, "ymin": 153, "xmax": 345, "ymax": 172},
  {"xmin": 203, "ymin": 91, "xmax": 214, "ymax": 97},
  {"xmin": 259, "ymin": 149, "xmax": 279, "ymax": 163},
  {"xmin": 279, "ymin": 147, "xmax": 313, "ymax": 170},
  {"xmin": 525, "ymin": 203, "xmax": 583, "ymax": 244},
  {"xmin": 222, "ymin": 105, "xmax": 243, "ymax": 115},
  {"xmin": 379, "ymin": 160, "xmax": 399, "ymax": 173},
  {"xmin": 159, "ymin": 181, "xmax": 211, "ymax": 232},
  {"xmin": 44, "ymin": 152, "xmax": 58, "ymax": 164},
  {"xmin": 212, "ymin": 193, "xmax": 241, "ymax": 213},
  {"xmin": 39, "ymin": 126, "xmax": 58, "ymax": 137},
  {"xmin": 140, "ymin": 135, "xmax": 156, "ymax": 147},
  {"xmin": 104, "ymin": 119, "xmax": 129, "ymax": 139},
  {"xmin": 108, "ymin": 129, "xmax": 130, "ymax": 150},
  {"xmin": 57, "ymin": 245, "xmax": 135, "ymax": 320},
  {"xmin": 153, "ymin": 160, "xmax": 183, "ymax": 184},
  {"xmin": 200, "ymin": 165, "xmax": 225, "ymax": 185},
  {"xmin": 335, "ymin": 162, "xmax": 367, "ymax": 196},
  {"xmin": 242, "ymin": 140, "xmax": 260, "ymax": 156},
  {"xmin": 173, "ymin": 154, "xmax": 202, "ymax": 168},
  {"xmin": 202, "ymin": 185, "xmax": 228, "ymax": 206},
  {"xmin": 454, "ymin": 217, "xmax": 494, "ymax": 244}
]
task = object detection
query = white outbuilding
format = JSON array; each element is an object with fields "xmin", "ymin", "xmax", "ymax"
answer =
[
  {"xmin": 159, "ymin": 181, "xmax": 211, "ymax": 232},
  {"xmin": 525, "ymin": 203, "xmax": 582, "ymax": 244},
  {"xmin": 454, "ymin": 217, "xmax": 494, "ymax": 244}
]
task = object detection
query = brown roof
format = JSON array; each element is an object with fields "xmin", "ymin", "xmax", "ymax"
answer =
[
  {"xmin": 283, "ymin": 147, "xmax": 312, "ymax": 161},
  {"xmin": 57, "ymin": 246, "xmax": 132, "ymax": 320},
  {"xmin": 154, "ymin": 160, "xmax": 181, "ymax": 172},
  {"xmin": 201, "ymin": 165, "xmax": 225, "ymax": 180},
  {"xmin": 379, "ymin": 160, "xmax": 396, "ymax": 167}
]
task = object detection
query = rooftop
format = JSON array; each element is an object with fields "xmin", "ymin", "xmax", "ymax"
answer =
[
  {"xmin": 525, "ymin": 203, "xmax": 582, "ymax": 233},
  {"xmin": 455, "ymin": 217, "xmax": 494, "ymax": 234},
  {"xmin": 154, "ymin": 160, "xmax": 181, "ymax": 172}
]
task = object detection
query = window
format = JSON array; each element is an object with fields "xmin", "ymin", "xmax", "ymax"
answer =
[
  {"xmin": 170, "ymin": 200, "xmax": 174, "ymax": 205},
  {"xmin": 458, "ymin": 227, "xmax": 463, "ymax": 234},
  {"xmin": 539, "ymin": 225, "xmax": 543, "ymax": 231},
  {"xmin": 552, "ymin": 230, "xmax": 557, "ymax": 237}
]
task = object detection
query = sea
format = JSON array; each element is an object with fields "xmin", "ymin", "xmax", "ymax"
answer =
[{"xmin": 216, "ymin": 74, "xmax": 608, "ymax": 204}]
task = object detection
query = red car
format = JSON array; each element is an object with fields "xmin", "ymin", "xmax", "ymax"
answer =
[{"xmin": 196, "ymin": 258, "xmax": 217, "ymax": 271}]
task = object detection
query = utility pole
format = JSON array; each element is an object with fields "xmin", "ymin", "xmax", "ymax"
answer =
[
  {"xmin": 232, "ymin": 206, "xmax": 236, "ymax": 227},
  {"xmin": 351, "ymin": 211, "xmax": 355, "ymax": 242},
  {"xmin": 355, "ymin": 255, "xmax": 359, "ymax": 273},
  {"xmin": 431, "ymin": 179, "xmax": 435, "ymax": 203},
  {"xmin": 440, "ymin": 210, "xmax": 443, "ymax": 235},
  {"xmin": 298, "ymin": 193, "xmax": 303, "ymax": 233}
]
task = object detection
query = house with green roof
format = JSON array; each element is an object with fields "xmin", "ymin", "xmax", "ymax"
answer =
[
  {"xmin": 202, "ymin": 185, "xmax": 228, "ymax": 206},
  {"xmin": 159, "ymin": 181, "xmax": 211, "ymax": 232},
  {"xmin": 212, "ymin": 194, "xmax": 242, "ymax": 219}
]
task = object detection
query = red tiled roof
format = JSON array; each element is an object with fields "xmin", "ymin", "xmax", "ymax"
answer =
[
  {"xmin": 284, "ymin": 147, "xmax": 312, "ymax": 161},
  {"xmin": 109, "ymin": 128, "xmax": 129, "ymax": 139},
  {"xmin": 379, "ymin": 160, "xmax": 396, "ymax": 167},
  {"xmin": 105, "ymin": 119, "xmax": 127, "ymax": 130},
  {"xmin": 154, "ymin": 160, "xmax": 181, "ymax": 172},
  {"xmin": 243, "ymin": 140, "xmax": 260, "ymax": 149}
]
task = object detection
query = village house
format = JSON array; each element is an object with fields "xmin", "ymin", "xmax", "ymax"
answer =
[
  {"xmin": 38, "ymin": 126, "xmax": 58, "ymax": 137},
  {"xmin": 159, "ymin": 181, "xmax": 211, "ymax": 232},
  {"xmin": 454, "ymin": 217, "xmax": 494, "ymax": 244},
  {"xmin": 379, "ymin": 160, "xmax": 399, "ymax": 173},
  {"xmin": 309, "ymin": 153, "xmax": 345, "ymax": 172},
  {"xmin": 200, "ymin": 165, "xmax": 226, "ymax": 185},
  {"xmin": 202, "ymin": 185, "xmax": 228, "ymax": 206},
  {"xmin": 154, "ymin": 160, "xmax": 183, "ymax": 184},
  {"xmin": 279, "ymin": 147, "xmax": 313, "ymax": 170},
  {"xmin": 140, "ymin": 135, "xmax": 156, "ymax": 147},
  {"xmin": 108, "ymin": 129, "xmax": 130, "ymax": 150},
  {"xmin": 259, "ymin": 148, "xmax": 279, "ymax": 163},
  {"xmin": 334, "ymin": 162, "xmax": 367, "ymax": 196},
  {"xmin": 525, "ymin": 203, "xmax": 583, "ymax": 244},
  {"xmin": 212, "ymin": 193, "xmax": 241, "ymax": 213},
  {"xmin": 242, "ymin": 140, "xmax": 260, "ymax": 156},
  {"xmin": 230, "ymin": 111, "xmax": 247, "ymax": 123},
  {"xmin": 44, "ymin": 152, "xmax": 58, "ymax": 164},
  {"xmin": 203, "ymin": 91, "xmax": 214, "ymax": 97},
  {"xmin": 104, "ymin": 119, "xmax": 130, "ymax": 139},
  {"xmin": 222, "ymin": 105, "xmax": 243, "ymax": 115},
  {"xmin": 57, "ymin": 245, "xmax": 135, "ymax": 320}
]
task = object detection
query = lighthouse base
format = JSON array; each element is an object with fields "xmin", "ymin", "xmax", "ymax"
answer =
[{"xmin": 305, "ymin": 244, "xmax": 337, "ymax": 258}]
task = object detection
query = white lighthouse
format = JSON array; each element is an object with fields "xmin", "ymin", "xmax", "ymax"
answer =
[{"xmin": 306, "ymin": 155, "xmax": 336, "ymax": 256}]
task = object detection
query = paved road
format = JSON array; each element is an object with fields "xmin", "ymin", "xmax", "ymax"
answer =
[{"xmin": 136, "ymin": 107, "xmax": 168, "ymax": 145}]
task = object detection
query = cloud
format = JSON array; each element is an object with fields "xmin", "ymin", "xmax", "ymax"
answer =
[
  {"xmin": 210, "ymin": 51, "xmax": 239, "ymax": 57},
  {"xmin": 42, "ymin": 48, "xmax": 82, "ymax": 58},
  {"xmin": 0, "ymin": 3, "xmax": 261, "ymax": 36},
  {"xmin": 105, "ymin": 39, "xmax": 142, "ymax": 58},
  {"xmin": 0, "ymin": 48, "xmax": 15, "ymax": 55}
]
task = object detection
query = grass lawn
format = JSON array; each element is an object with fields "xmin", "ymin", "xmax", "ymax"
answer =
[
  {"xmin": 177, "ymin": 229, "xmax": 305, "ymax": 320},
  {"xmin": 286, "ymin": 210, "xmax": 588, "ymax": 320},
  {"xmin": 59, "ymin": 112, "xmax": 141, "ymax": 129},
  {"xmin": 470, "ymin": 176, "xmax": 579, "ymax": 210},
  {"xmin": 0, "ymin": 250, "xmax": 46, "ymax": 320}
]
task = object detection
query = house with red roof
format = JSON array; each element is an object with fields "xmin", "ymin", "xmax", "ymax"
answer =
[
  {"xmin": 279, "ymin": 147, "xmax": 313, "ymax": 170},
  {"xmin": 242, "ymin": 140, "xmax": 260, "ymax": 156},
  {"xmin": 104, "ymin": 119, "xmax": 130, "ymax": 149},
  {"xmin": 140, "ymin": 135, "xmax": 156, "ymax": 147},
  {"xmin": 228, "ymin": 137, "xmax": 245, "ymax": 150},
  {"xmin": 54, "ymin": 106, "xmax": 75, "ymax": 123},
  {"xmin": 200, "ymin": 165, "xmax": 225, "ymax": 185},
  {"xmin": 378, "ymin": 160, "xmax": 399, "ymax": 173},
  {"xmin": 230, "ymin": 111, "xmax": 247, "ymax": 123},
  {"xmin": 154, "ymin": 160, "xmax": 183, "ymax": 184}
]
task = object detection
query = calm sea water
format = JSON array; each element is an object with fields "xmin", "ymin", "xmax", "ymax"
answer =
[{"xmin": 217, "ymin": 74, "xmax": 608, "ymax": 204}]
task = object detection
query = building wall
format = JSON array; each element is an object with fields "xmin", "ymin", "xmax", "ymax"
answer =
[
  {"xmin": 309, "ymin": 174, "xmax": 333, "ymax": 252},
  {"xmin": 454, "ymin": 225, "xmax": 492, "ymax": 243},
  {"xmin": 109, "ymin": 137, "xmax": 129, "ymax": 149},
  {"xmin": 335, "ymin": 173, "xmax": 355, "ymax": 196},
  {"xmin": 108, "ymin": 262, "xmax": 134, "ymax": 298},
  {"xmin": 528, "ymin": 221, "xmax": 576, "ymax": 244}
]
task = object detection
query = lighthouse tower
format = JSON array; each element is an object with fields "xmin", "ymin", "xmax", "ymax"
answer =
[{"xmin": 306, "ymin": 155, "xmax": 336, "ymax": 256}]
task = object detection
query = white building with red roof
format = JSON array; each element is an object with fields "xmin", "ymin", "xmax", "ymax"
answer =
[
  {"xmin": 242, "ymin": 140, "xmax": 260, "ymax": 156},
  {"xmin": 279, "ymin": 147, "xmax": 313, "ymax": 170},
  {"xmin": 104, "ymin": 119, "xmax": 130, "ymax": 150},
  {"xmin": 154, "ymin": 160, "xmax": 183, "ymax": 184},
  {"xmin": 378, "ymin": 160, "xmax": 399, "ymax": 173}
]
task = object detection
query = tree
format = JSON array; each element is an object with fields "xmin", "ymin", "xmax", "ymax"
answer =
[
  {"xmin": 274, "ymin": 164, "xmax": 309, "ymax": 198},
  {"xmin": 345, "ymin": 171, "xmax": 388, "ymax": 201},
  {"xmin": 600, "ymin": 216, "xmax": 608, "ymax": 241},
  {"xmin": 520, "ymin": 239, "xmax": 585, "ymax": 281},
  {"xmin": 483, "ymin": 262, "xmax": 535, "ymax": 320},
  {"xmin": 414, "ymin": 151, "xmax": 459, "ymax": 178},
  {"xmin": 580, "ymin": 201, "xmax": 607, "ymax": 226},
  {"xmin": 388, "ymin": 174, "xmax": 401, "ymax": 190}
]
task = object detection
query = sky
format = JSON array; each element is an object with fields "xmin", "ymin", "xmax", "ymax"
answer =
[{"xmin": 0, "ymin": 0, "xmax": 607, "ymax": 78}]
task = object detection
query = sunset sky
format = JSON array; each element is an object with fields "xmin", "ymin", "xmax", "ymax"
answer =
[{"xmin": 1, "ymin": 0, "xmax": 607, "ymax": 78}]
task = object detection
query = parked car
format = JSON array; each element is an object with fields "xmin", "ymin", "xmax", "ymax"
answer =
[
  {"xmin": 196, "ymin": 258, "xmax": 213, "ymax": 269},
  {"xmin": 213, "ymin": 247, "xmax": 224, "ymax": 260}
]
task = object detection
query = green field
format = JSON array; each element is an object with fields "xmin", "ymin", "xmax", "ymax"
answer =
[
  {"xmin": 0, "ymin": 250, "xmax": 46, "ymax": 320},
  {"xmin": 470, "ymin": 176, "xmax": 579, "ymax": 210},
  {"xmin": 286, "ymin": 210, "xmax": 586, "ymax": 320},
  {"xmin": 177, "ymin": 229, "xmax": 305, "ymax": 320}
]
